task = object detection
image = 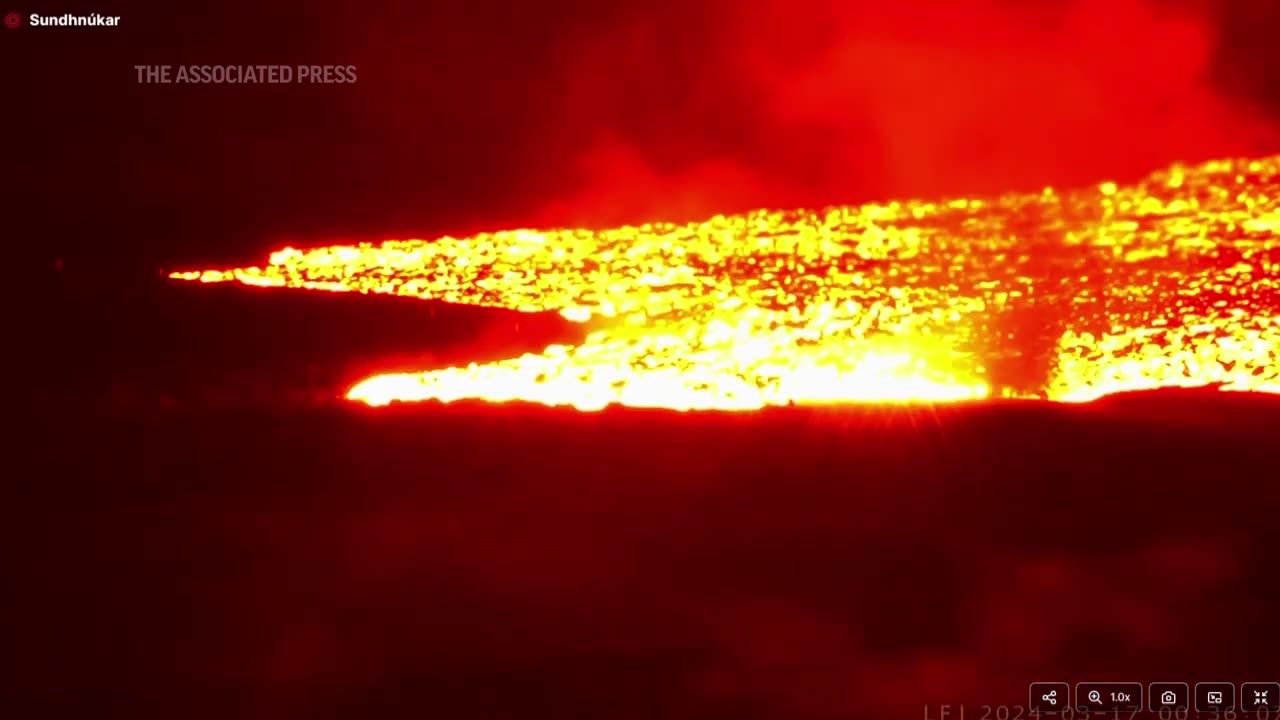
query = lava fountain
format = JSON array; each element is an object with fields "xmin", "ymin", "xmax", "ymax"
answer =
[{"xmin": 172, "ymin": 155, "xmax": 1280, "ymax": 410}]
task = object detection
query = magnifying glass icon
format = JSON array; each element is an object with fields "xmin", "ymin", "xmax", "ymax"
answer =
[{"xmin": 1088, "ymin": 690, "xmax": 1102, "ymax": 704}]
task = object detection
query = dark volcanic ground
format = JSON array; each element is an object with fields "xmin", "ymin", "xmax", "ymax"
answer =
[{"xmin": 8, "ymin": 273, "xmax": 1280, "ymax": 719}]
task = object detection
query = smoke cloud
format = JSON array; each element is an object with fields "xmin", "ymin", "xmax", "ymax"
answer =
[{"xmin": 528, "ymin": 0, "xmax": 1280, "ymax": 228}]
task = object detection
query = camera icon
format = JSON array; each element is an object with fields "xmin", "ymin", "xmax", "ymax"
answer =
[{"xmin": 1150, "ymin": 682, "xmax": 1189, "ymax": 711}]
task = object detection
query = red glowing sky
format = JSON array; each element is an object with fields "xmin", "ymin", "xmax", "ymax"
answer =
[
  {"xmin": 532, "ymin": 0, "xmax": 1279, "ymax": 227},
  {"xmin": 13, "ymin": 0, "xmax": 1280, "ymax": 269}
]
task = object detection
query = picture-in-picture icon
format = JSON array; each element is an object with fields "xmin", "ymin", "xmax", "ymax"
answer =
[{"xmin": 1196, "ymin": 682, "xmax": 1237, "ymax": 712}]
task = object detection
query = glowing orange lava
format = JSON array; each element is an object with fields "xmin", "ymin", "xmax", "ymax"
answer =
[{"xmin": 172, "ymin": 155, "xmax": 1280, "ymax": 410}]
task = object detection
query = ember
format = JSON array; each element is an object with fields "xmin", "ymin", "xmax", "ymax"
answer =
[{"xmin": 173, "ymin": 155, "xmax": 1280, "ymax": 410}]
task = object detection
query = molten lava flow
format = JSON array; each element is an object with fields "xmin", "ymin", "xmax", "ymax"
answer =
[{"xmin": 172, "ymin": 155, "xmax": 1280, "ymax": 410}]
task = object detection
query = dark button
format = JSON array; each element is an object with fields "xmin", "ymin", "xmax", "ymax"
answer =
[
  {"xmin": 1029, "ymin": 683, "xmax": 1069, "ymax": 714},
  {"xmin": 1196, "ymin": 682, "xmax": 1237, "ymax": 712},
  {"xmin": 1150, "ymin": 682, "xmax": 1190, "ymax": 711},
  {"xmin": 1240, "ymin": 683, "xmax": 1280, "ymax": 713},
  {"xmin": 1075, "ymin": 682, "xmax": 1143, "ymax": 712}
]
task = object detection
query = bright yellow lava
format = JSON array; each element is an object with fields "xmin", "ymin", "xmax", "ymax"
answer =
[{"xmin": 173, "ymin": 155, "xmax": 1280, "ymax": 410}]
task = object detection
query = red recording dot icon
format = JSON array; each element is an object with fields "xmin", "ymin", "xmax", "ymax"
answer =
[{"xmin": 4, "ymin": 12, "xmax": 20, "ymax": 28}]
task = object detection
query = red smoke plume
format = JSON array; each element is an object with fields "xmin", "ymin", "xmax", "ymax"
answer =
[{"xmin": 532, "ymin": 0, "xmax": 1279, "ymax": 228}]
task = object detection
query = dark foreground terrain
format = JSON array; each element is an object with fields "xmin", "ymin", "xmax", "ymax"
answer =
[{"xmin": 9, "ymin": 273, "xmax": 1280, "ymax": 718}]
